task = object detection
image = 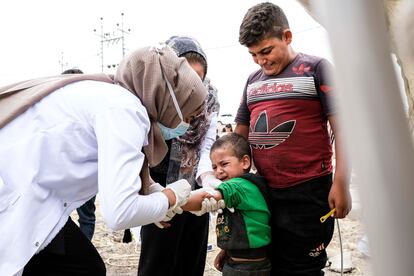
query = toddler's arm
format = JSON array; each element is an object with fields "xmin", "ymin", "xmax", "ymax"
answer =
[{"xmin": 181, "ymin": 188, "xmax": 223, "ymax": 211}]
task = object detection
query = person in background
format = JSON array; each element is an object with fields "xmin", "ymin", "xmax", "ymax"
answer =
[
  {"xmin": 183, "ymin": 133, "xmax": 272, "ymax": 275},
  {"xmin": 224, "ymin": 123, "xmax": 233, "ymax": 133},
  {"xmin": 234, "ymin": 3, "xmax": 351, "ymax": 275},
  {"xmin": 61, "ymin": 68, "xmax": 84, "ymax": 75},
  {"xmin": 0, "ymin": 44, "xmax": 206, "ymax": 276},
  {"xmin": 61, "ymin": 68, "xmax": 96, "ymax": 241},
  {"xmin": 138, "ymin": 36, "xmax": 222, "ymax": 276}
]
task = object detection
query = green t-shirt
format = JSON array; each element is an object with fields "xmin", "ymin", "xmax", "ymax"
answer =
[{"xmin": 217, "ymin": 174, "xmax": 271, "ymax": 249}]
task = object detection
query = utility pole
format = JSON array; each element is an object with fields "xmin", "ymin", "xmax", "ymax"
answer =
[
  {"xmin": 58, "ymin": 52, "xmax": 68, "ymax": 73},
  {"xmin": 94, "ymin": 13, "xmax": 130, "ymax": 73},
  {"xmin": 93, "ymin": 17, "xmax": 105, "ymax": 73},
  {"xmin": 117, "ymin": 13, "xmax": 131, "ymax": 57}
]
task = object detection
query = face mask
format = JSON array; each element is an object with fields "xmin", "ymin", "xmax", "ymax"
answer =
[
  {"xmin": 157, "ymin": 63, "xmax": 190, "ymax": 140},
  {"xmin": 157, "ymin": 121, "xmax": 189, "ymax": 141}
]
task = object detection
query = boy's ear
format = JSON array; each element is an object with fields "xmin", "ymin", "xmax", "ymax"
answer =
[
  {"xmin": 283, "ymin": 29, "xmax": 293, "ymax": 44},
  {"xmin": 241, "ymin": 155, "xmax": 251, "ymax": 170}
]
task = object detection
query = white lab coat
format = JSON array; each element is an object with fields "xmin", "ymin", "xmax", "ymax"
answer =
[{"xmin": 0, "ymin": 80, "xmax": 170, "ymax": 275}]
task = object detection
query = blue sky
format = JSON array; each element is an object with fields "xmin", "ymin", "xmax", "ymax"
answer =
[{"xmin": 0, "ymin": 0, "xmax": 331, "ymax": 114}]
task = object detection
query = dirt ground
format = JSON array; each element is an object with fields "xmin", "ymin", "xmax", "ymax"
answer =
[{"xmin": 71, "ymin": 196, "xmax": 374, "ymax": 276}]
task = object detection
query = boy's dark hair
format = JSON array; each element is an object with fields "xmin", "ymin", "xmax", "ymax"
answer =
[
  {"xmin": 239, "ymin": 2, "xmax": 290, "ymax": 47},
  {"xmin": 211, "ymin": 133, "xmax": 251, "ymax": 160},
  {"xmin": 61, "ymin": 68, "xmax": 83, "ymax": 74}
]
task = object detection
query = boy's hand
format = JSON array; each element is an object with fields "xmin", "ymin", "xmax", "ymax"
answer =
[
  {"xmin": 214, "ymin": 249, "xmax": 226, "ymax": 272},
  {"xmin": 181, "ymin": 188, "xmax": 216, "ymax": 211}
]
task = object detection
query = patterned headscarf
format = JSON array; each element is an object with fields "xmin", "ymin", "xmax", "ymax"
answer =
[
  {"xmin": 166, "ymin": 36, "xmax": 208, "ymax": 76},
  {"xmin": 159, "ymin": 36, "xmax": 220, "ymax": 188},
  {"xmin": 175, "ymin": 78, "xmax": 219, "ymax": 174}
]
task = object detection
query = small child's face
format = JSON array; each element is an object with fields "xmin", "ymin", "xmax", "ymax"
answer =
[{"xmin": 210, "ymin": 146, "xmax": 250, "ymax": 181}]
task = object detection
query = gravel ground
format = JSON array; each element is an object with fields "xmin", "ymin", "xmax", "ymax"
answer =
[{"xmin": 71, "ymin": 198, "xmax": 374, "ymax": 276}]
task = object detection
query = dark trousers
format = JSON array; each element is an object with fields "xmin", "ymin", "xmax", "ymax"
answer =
[
  {"xmin": 23, "ymin": 217, "xmax": 106, "ymax": 276},
  {"xmin": 138, "ymin": 212, "xmax": 209, "ymax": 276},
  {"xmin": 223, "ymin": 258, "xmax": 272, "ymax": 276},
  {"xmin": 77, "ymin": 196, "xmax": 96, "ymax": 241},
  {"xmin": 269, "ymin": 174, "xmax": 334, "ymax": 276}
]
